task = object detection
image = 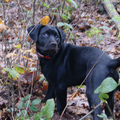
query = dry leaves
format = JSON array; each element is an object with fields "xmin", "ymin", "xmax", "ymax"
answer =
[
  {"xmin": 40, "ymin": 16, "xmax": 49, "ymax": 26},
  {"xmin": 0, "ymin": 19, "xmax": 6, "ymax": 32}
]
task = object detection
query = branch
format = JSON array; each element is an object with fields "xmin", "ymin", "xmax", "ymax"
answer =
[
  {"xmin": 101, "ymin": 0, "xmax": 120, "ymax": 32},
  {"xmin": 79, "ymin": 102, "xmax": 103, "ymax": 120}
]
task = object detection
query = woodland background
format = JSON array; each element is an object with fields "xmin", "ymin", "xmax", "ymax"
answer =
[{"xmin": 0, "ymin": 0, "xmax": 120, "ymax": 120}]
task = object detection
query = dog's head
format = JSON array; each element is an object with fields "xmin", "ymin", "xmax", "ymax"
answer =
[{"xmin": 27, "ymin": 24, "xmax": 66, "ymax": 56}]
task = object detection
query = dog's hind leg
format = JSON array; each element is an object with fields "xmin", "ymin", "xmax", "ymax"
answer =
[
  {"xmin": 105, "ymin": 69, "xmax": 119, "ymax": 117},
  {"xmin": 86, "ymin": 89, "xmax": 102, "ymax": 120},
  {"xmin": 86, "ymin": 66, "xmax": 111, "ymax": 120}
]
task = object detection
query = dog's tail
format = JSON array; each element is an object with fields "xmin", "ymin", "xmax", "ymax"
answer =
[{"xmin": 109, "ymin": 57, "xmax": 120, "ymax": 69}]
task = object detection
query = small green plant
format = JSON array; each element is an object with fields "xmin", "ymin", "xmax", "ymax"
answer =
[
  {"xmin": 16, "ymin": 94, "xmax": 55, "ymax": 120},
  {"xmin": 57, "ymin": 22, "xmax": 73, "ymax": 39},
  {"xmin": 85, "ymin": 27, "xmax": 102, "ymax": 38},
  {"xmin": 51, "ymin": 0, "xmax": 77, "ymax": 21},
  {"xmin": 67, "ymin": 0, "xmax": 78, "ymax": 9},
  {"xmin": 94, "ymin": 77, "xmax": 119, "ymax": 119},
  {"xmin": 94, "ymin": 77, "xmax": 118, "ymax": 100},
  {"xmin": 16, "ymin": 94, "xmax": 41, "ymax": 119},
  {"xmin": 97, "ymin": 113, "xmax": 113, "ymax": 120},
  {"xmin": 117, "ymin": 32, "xmax": 120, "ymax": 40},
  {"xmin": 33, "ymin": 99, "xmax": 55, "ymax": 120}
]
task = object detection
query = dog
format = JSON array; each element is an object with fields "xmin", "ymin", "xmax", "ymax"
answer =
[{"xmin": 27, "ymin": 24, "xmax": 120, "ymax": 120}]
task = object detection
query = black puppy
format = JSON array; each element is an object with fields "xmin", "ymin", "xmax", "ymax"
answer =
[{"xmin": 27, "ymin": 24, "xmax": 120, "ymax": 120}]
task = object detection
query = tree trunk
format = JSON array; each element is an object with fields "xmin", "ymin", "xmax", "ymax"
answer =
[{"xmin": 101, "ymin": 0, "xmax": 120, "ymax": 37}]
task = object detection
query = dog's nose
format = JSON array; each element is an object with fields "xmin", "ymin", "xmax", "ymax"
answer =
[{"xmin": 50, "ymin": 42, "xmax": 57, "ymax": 47}]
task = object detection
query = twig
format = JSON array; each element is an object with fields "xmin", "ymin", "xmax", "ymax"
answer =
[
  {"xmin": 33, "ymin": 0, "xmax": 36, "ymax": 25},
  {"xmin": 62, "ymin": 0, "xmax": 65, "ymax": 14},
  {"xmin": 105, "ymin": 101, "xmax": 114, "ymax": 120},
  {"xmin": 79, "ymin": 101, "xmax": 103, "ymax": 120}
]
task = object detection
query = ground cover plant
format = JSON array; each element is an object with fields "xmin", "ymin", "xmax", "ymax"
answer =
[{"xmin": 0, "ymin": 0, "xmax": 120, "ymax": 119}]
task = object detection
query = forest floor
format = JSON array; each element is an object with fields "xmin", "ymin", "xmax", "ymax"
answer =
[{"xmin": 0, "ymin": 0, "xmax": 120, "ymax": 120}]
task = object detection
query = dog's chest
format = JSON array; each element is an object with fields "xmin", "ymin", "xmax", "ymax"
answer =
[{"xmin": 40, "ymin": 59, "xmax": 66, "ymax": 82}]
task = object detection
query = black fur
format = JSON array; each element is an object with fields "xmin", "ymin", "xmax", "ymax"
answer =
[{"xmin": 27, "ymin": 24, "xmax": 120, "ymax": 120}]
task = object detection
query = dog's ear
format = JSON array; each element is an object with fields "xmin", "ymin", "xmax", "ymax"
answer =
[
  {"xmin": 27, "ymin": 24, "xmax": 43, "ymax": 42},
  {"xmin": 55, "ymin": 26, "xmax": 66, "ymax": 45}
]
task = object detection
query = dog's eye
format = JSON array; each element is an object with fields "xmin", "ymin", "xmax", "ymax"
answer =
[
  {"xmin": 55, "ymin": 35, "xmax": 58, "ymax": 38},
  {"xmin": 42, "ymin": 33, "xmax": 49, "ymax": 37}
]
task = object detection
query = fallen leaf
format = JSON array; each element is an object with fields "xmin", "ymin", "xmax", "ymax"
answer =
[
  {"xmin": 43, "ymin": 80, "xmax": 48, "ymax": 90},
  {"xmin": 23, "ymin": 56, "xmax": 33, "ymax": 61},
  {"xmin": 4, "ymin": 0, "xmax": 9, "ymax": 2},
  {"xmin": 0, "ymin": 19, "xmax": 6, "ymax": 32},
  {"xmin": 5, "ymin": 53, "xmax": 18, "ymax": 58},
  {"xmin": 14, "ymin": 44, "xmax": 21, "ymax": 49},
  {"xmin": 40, "ymin": 16, "xmax": 49, "ymax": 26}
]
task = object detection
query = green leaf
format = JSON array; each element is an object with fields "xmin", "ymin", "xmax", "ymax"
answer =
[
  {"xmin": 97, "ymin": 113, "xmax": 107, "ymax": 119},
  {"xmin": 113, "ymin": 15, "xmax": 120, "ymax": 21},
  {"xmin": 57, "ymin": 22, "xmax": 64, "ymax": 27},
  {"xmin": 24, "ymin": 94, "xmax": 31, "ymax": 101},
  {"xmin": 29, "ymin": 67, "xmax": 37, "ymax": 72},
  {"xmin": 94, "ymin": 86, "xmax": 101, "ymax": 94},
  {"xmin": 61, "ymin": 14, "xmax": 69, "ymax": 20},
  {"xmin": 18, "ymin": 103, "xmax": 22, "ymax": 109},
  {"xmin": 2, "ymin": 68, "xmax": 20, "ymax": 80},
  {"xmin": 26, "ymin": 100, "xmax": 31, "ymax": 107},
  {"xmin": 39, "ymin": 107, "xmax": 44, "ymax": 118},
  {"xmin": 7, "ymin": 108, "xmax": 17, "ymax": 112},
  {"xmin": 30, "ymin": 105, "xmax": 38, "ymax": 111},
  {"xmin": 42, "ymin": 3, "xmax": 49, "ymax": 8},
  {"xmin": 8, "ymin": 40, "xmax": 13, "ymax": 44},
  {"xmin": 100, "ymin": 77, "xmax": 117, "ymax": 93},
  {"xmin": 43, "ymin": 99, "xmax": 55, "ymax": 120},
  {"xmin": 98, "ymin": 93, "xmax": 109, "ymax": 102},
  {"xmin": 39, "ymin": 76, "xmax": 45, "ymax": 82},
  {"xmin": 22, "ymin": 20, "xmax": 26, "ymax": 23},
  {"xmin": 64, "ymin": 23, "xmax": 73, "ymax": 29},
  {"xmin": 21, "ymin": 110, "xmax": 29, "ymax": 117},
  {"xmin": 85, "ymin": 27, "xmax": 102, "ymax": 38},
  {"xmin": 57, "ymin": 22, "xmax": 73, "ymax": 29},
  {"xmin": 32, "ymin": 99, "xmax": 41, "ymax": 106},
  {"xmin": 117, "ymin": 32, "xmax": 120, "ymax": 40},
  {"xmin": 99, "ymin": 26, "xmax": 111, "ymax": 30},
  {"xmin": 14, "ymin": 66, "xmax": 25, "ymax": 74},
  {"xmin": 67, "ymin": 0, "xmax": 77, "ymax": 9},
  {"xmin": 33, "ymin": 112, "xmax": 42, "ymax": 120},
  {"xmin": 51, "ymin": 8, "xmax": 57, "ymax": 11}
]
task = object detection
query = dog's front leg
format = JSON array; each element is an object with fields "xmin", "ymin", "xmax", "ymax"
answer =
[
  {"xmin": 44, "ymin": 83, "xmax": 55, "ymax": 102},
  {"xmin": 55, "ymin": 88, "xmax": 67, "ymax": 115}
]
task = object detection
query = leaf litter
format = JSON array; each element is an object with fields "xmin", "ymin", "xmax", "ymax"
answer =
[{"xmin": 0, "ymin": 0, "xmax": 120, "ymax": 120}]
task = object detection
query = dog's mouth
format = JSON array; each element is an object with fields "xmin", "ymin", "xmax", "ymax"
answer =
[{"xmin": 37, "ymin": 46, "xmax": 59, "ymax": 56}]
